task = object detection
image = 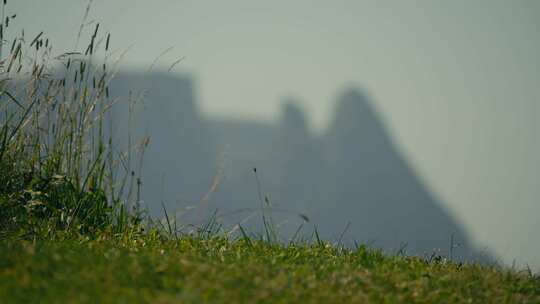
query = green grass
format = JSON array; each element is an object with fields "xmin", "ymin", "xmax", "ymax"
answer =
[
  {"xmin": 0, "ymin": 2, "xmax": 539, "ymax": 303},
  {"xmin": 0, "ymin": 235, "xmax": 538, "ymax": 303},
  {"xmin": 0, "ymin": 0, "xmax": 142, "ymax": 240}
]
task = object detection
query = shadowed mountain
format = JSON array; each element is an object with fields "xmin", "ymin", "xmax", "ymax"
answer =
[
  {"xmin": 109, "ymin": 71, "xmax": 491, "ymax": 262},
  {"xmin": 313, "ymin": 89, "xmax": 479, "ymax": 259},
  {"xmin": 109, "ymin": 72, "xmax": 215, "ymax": 215}
]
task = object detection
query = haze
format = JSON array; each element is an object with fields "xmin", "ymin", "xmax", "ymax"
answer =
[{"xmin": 11, "ymin": 0, "xmax": 540, "ymax": 268}]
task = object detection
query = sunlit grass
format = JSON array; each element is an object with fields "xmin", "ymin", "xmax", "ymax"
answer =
[
  {"xmin": 0, "ymin": 0, "xmax": 143, "ymax": 239},
  {"xmin": 0, "ymin": 236, "xmax": 538, "ymax": 303}
]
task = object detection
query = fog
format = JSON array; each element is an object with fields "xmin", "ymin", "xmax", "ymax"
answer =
[
  {"xmin": 110, "ymin": 71, "xmax": 490, "ymax": 262},
  {"xmin": 9, "ymin": 0, "xmax": 540, "ymax": 267}
]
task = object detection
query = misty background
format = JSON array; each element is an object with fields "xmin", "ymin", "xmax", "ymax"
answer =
[{"xmin": 10, "ymin": 1, "xmax": 540, "ymax": 267}]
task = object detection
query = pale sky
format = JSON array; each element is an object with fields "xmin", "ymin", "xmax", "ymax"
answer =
[{"xmin": 10, "ymin": 0, "xmax": 540, "ymax": 268}]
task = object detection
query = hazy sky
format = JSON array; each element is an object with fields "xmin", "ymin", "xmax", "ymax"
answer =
[{"xmin": 10, "ymin": 0, "xmax": 540, "ymax": 268}]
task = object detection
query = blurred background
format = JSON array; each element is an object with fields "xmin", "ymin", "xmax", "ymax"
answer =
[{"xmin": 10, "ymin": 0, "xmax": 540, "ymax": 268}]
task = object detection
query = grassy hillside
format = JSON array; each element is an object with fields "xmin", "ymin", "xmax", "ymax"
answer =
[{"xmin": 0, "ymin": 235, "xmax": 538, "ymax": 303}]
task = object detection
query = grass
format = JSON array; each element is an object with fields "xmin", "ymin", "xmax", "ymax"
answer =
[
  {"xmin": 0, "ymin": 1, "xmax": 539, "ymax": 303},
  {"xmin": 0, "ymin": 0, "xmax": 142, "ymax": 240},
  {"xmin": 0, "ymin": 235, "xmax": 538, "ymax": 303}
]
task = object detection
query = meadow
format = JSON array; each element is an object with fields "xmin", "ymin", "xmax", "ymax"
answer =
[
  {"xmin": 1, "ymin": 235, "xmax": 539, "ymax": 303},
  {"xmin": 0, "ymin": 1, "xmax": 538, "ymax": 303}
]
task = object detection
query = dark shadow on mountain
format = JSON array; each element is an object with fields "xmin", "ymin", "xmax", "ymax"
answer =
[{"xmin": 110, "ymin": 71, "xmax": 493, "ymax": 263}]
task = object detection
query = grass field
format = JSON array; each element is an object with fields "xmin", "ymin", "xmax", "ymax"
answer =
[
  {"xmin": 1, "ymin": 235, "xmax": 539, "ymax": 303},
  {"xmin": 0, "ymin": 1, "xmax": 539, "ymax": 303}
]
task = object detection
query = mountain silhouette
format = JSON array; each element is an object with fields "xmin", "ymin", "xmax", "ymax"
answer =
[
  {"xmin": 314, "ymin": 89, "xmax": 479, "ymax": 259},
  {"xmin": 109, "ymin": 71, "xmax": 491, "ymax": 262},
  {"xmin": 110, "ymin": 72, "xmax": 215, "ymax": 215}
]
